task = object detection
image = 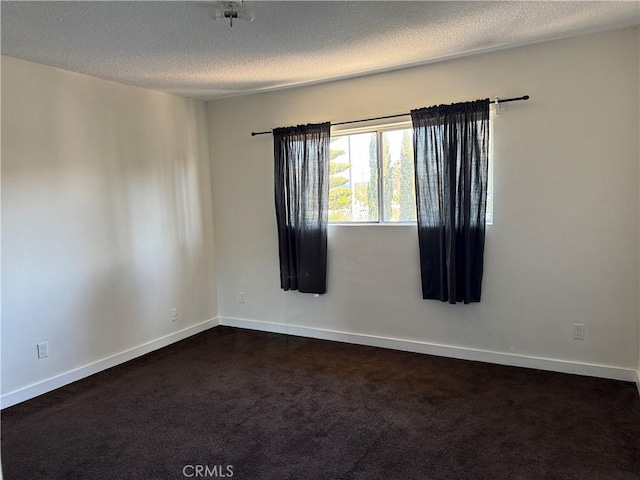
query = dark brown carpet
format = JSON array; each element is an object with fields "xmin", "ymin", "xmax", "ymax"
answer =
[{"xmin": 2, "ymin": 326, "xmax": 639, "ymax": 480}]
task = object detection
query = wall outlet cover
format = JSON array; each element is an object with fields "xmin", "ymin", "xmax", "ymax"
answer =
[
  {"xmin": 37, "ymin": 342, "xmax": 49, "ymax": 359},
  {"xmin": 573, "ymin": 323, "xmax": 585, "ymax": 340}
]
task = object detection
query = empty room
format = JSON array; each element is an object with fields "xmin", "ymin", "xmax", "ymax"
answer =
[{"xmin": 1, "ymin": 1, "xmax": 640, "ymax": 479}]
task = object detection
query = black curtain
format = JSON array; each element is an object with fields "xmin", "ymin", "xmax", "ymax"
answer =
[
  {"xmin": 411, "ymin": 99, "xmax": 490, "ymax": 304},
  {"xmin": 273, "ymin": 122, "xmax": 331, "ymax": 294}
]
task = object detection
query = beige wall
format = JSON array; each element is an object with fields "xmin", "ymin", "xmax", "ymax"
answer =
[
  {"xmin": 1, "ymin": 56, "xmax": 218, "ymax": 395},
  {"xmin": 207, "ymin": 28, "xmax": 640, "ymax": 371}
]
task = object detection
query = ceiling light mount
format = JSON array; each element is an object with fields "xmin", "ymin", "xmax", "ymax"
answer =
[{"xmin": 210, "ymin": 1, "xmax": 254, "ymax": 28}]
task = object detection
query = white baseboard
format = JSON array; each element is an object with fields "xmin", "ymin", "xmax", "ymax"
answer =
[
  {"xmin": 1, "ymin": 318, "xmax": 219, "ymax": 409},
  {"xmin": 219, "ymin": 316, "xmax": 637, "ymax": 384},
  {"xmin": 5, "ymin": 316, "xmax": 636, "ymax": 408}
]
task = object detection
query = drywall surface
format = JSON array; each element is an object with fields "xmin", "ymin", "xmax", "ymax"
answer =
[
  {"xmin": 1, "ymin": 56, "xmax": 217, "ymax": 395},
  {"xmin": 207, "ymin": 28, "xmax": 639, "ymax": 371}
]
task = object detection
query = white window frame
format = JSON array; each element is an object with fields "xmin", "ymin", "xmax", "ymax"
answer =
[
  {"xmin": 329, "ymin": 120, "xmax": 414, "ymax": 225},
  {"xmin": 329, "ymin": 116, "xmax": 494, "ymax": 225}
]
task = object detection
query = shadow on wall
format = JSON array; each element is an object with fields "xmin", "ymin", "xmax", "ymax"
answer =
[{"xmin": 1, "ymin": 65, "xmax": 215, "ymax": 394}]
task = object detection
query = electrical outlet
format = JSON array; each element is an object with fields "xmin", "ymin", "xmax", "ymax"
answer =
[
  {"xmin": 238, "ymin": 291, "xmax": 246, "ymax": 304},
  {"xmin": 573, "ymin": 323, "xmax": 585, "ymax": 340},
  {"xmin": 171, "ymin": 307, "xmax": 179, "ymax": 322},
  {"xmin": 37, "ymin": 342, "xmax": 48, "ymax": 359}
]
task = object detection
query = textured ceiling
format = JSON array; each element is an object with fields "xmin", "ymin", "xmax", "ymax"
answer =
[{"xmin": 2, "ymin": 1, "xmax": 639, "ymax": 100}]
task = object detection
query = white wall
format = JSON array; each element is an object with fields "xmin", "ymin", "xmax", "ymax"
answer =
[
  {"xmin": 1, "ymin": 56, "xmax": 218, "ymax": 398},
  {"xmin": 2, "ymin": 27, "xmax": 638, "ymax": 405},
  {"xmin": 207, "ymin": 28, "xmax": 639, "ymax": 373}
]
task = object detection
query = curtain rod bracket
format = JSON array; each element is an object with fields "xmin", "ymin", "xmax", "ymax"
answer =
[{"xmin": 494, "ymin": 97, "xmax": 501, "ymax": 117}]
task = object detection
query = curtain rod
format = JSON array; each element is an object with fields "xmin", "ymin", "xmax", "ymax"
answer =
[{"xmin": 250, "ymin": 95, "xmax": 529, "ymax": 136}]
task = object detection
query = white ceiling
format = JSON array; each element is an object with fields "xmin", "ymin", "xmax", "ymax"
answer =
[{"xmin": 2, "ymin": 1, "xmax": 638, "ymax": 101}]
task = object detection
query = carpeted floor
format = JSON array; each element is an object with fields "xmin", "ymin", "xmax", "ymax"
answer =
[{"xmin": 2, "ymin": 326, "xmax": 640, "ymax": 480}]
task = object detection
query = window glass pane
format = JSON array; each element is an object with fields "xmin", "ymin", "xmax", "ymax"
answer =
[
  {"xmin": 381, "ymin": 128, "xmax": 416, "ymax": 222},
  {"xmin": 329, "ymin": 123, "xmax": 492, "ymax": 225},
  {"xmin": 329, "ymin": 132, "xmax": 378, "ymax": 222}
]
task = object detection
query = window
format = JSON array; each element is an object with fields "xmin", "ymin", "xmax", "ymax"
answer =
[
  {"xmin": 328, "ymin": 121, "xmax": 493, "ymax": 224},
  {"xmin": 329, "ymin": 124, "xmax": 416, "ymax": 223}
]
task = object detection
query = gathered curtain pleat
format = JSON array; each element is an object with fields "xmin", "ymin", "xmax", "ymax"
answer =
[
  {"xmin": 273, "ymin": 122, "xmax": 331, "ymax": 294},
  {"xmin": 411, "ymin": 99, "xmax": 490, "ymax": 304}
]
